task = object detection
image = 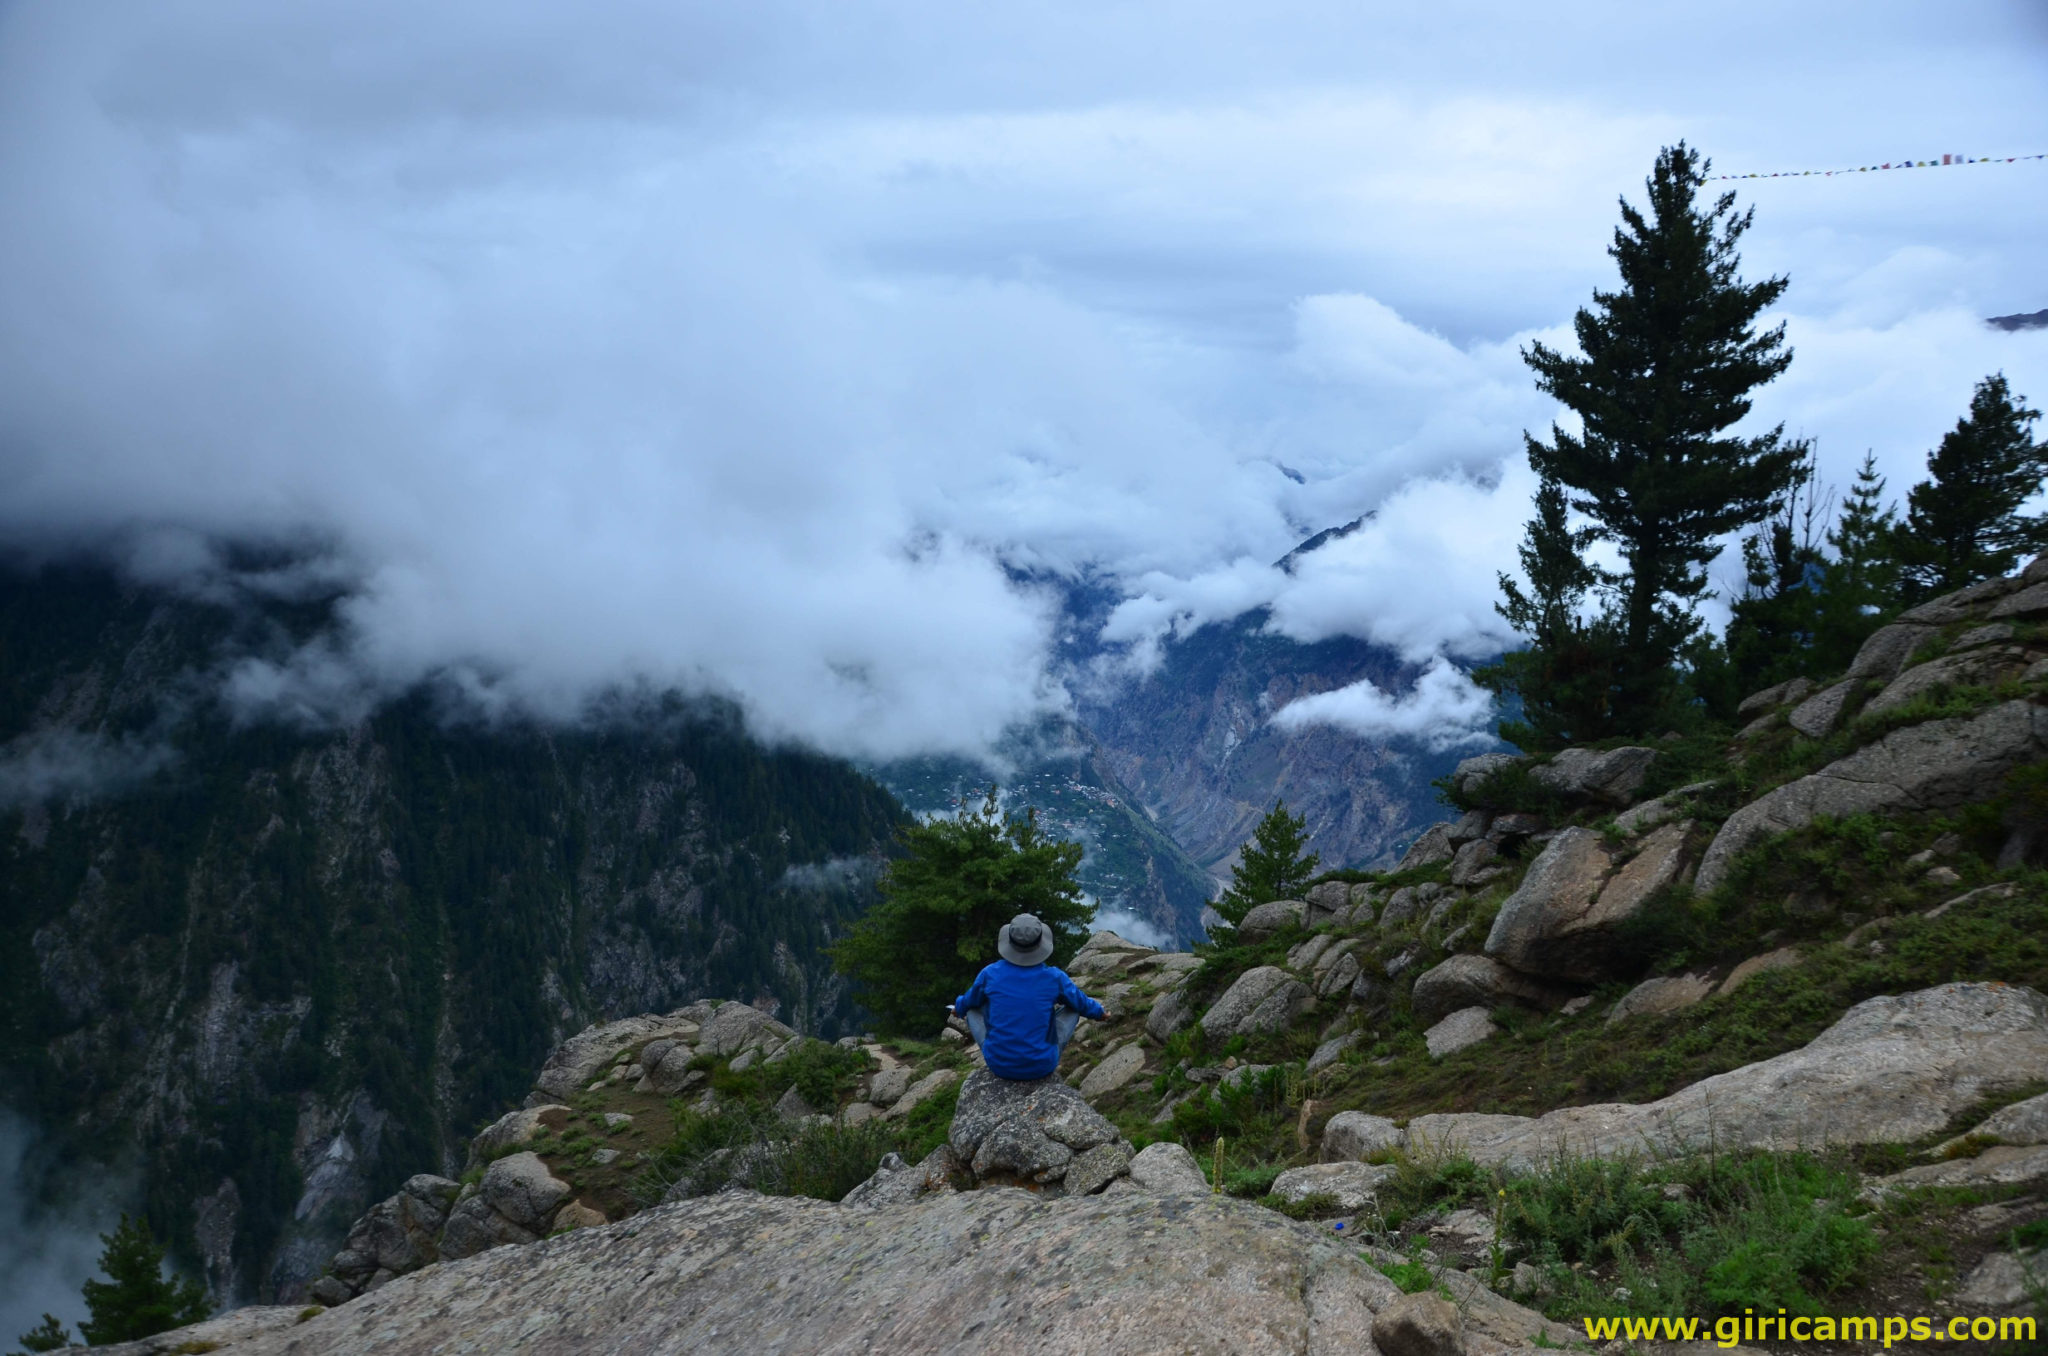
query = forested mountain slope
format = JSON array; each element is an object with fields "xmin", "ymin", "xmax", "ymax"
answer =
[{"xmin": 0, "ymin": 563, "xmax": 904, "ymax": 1303}]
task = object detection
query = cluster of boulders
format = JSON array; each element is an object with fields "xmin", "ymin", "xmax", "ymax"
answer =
[{"xmin": 839, "ymin": 1068, "xmax": 1223, "ymax": 1208}]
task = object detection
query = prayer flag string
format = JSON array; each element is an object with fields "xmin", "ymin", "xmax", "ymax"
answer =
[{"xmin": 1707, "ymin": 153, "xmax": 2045, "ymax": 181}]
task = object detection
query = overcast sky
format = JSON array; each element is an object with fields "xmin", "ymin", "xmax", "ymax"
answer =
[{"xmin": 1, "ymin": 0, "xmax": 2044, "ymax": 759}]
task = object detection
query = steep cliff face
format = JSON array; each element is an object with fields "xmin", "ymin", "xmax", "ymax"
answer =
[
  {"xmin": 1076, "ymin": 607, "xmax": 1476, "ymax": 888},
  {"xmin": 0, "ymin": 564, "xmax": 904, "ymax": 1305}
]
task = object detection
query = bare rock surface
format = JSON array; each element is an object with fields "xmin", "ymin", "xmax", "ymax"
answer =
[
  {"xmin": 1127, "ymin": 1140, "xmax": 1210, "ymax": 1194},
  {"xmin": 697, "ymin": 1001, "xmax": 798, "ymax": 1059},
  {"xmin": 1403, "ymin": 983, "xmax": 2048, "ymax": 1170},
  {"xmin": 1717, "ymin": 947, "xmax": 1801, "ymax": 996},
  {"xmin": 947, "ymin": 1069, "xmax": 1123, "ymax": 1192},
  {"xmin": 529, "ymin": 1014, "xmax": 702, "ymax": 1101},
  {"xmin": 1078, "ymin": 1042, "xmax": 1147, "ymax": 1099},
  {"xmin": 1373, "ymin": 1290, "xmax": 1464, "ymax": 1356},
  {"xmin": 1529, "ymin": 745, "xmax": 1659, "ymax": 805},
  {"xmin": 466, "ymin": 1106, "xmax": 566, "ymax": 1170},
  {"xmin": 1606, "ymin": 974, "xmax": 1714, "ymax": 1026},
  {"xmin": 479, "ymin": 1151, "xmax": 574, "ymax": 1233},
  {"xmin": 1269, "ymin": 1161, "xmax": 1395, "ymax": 1211},
  {"xmin": 223, "ymin": 1189, "xmax": 1416, "ymax": 1355},
  {"xmin": 1696, "ymin": 701, "xmax": 2048, "ymax": 893},
  {"xmin": 1202, "ymin": 966, "xmax": 1312, "ymax": 1038},
  {"xmin": 1484, "ymin": 824, "xmax": 1691, "ymax": 983},
  {"xmin": 1451, "ymin": 752, "xmax": 1527, "ymax": 797},
  {"xmin": 75, "ymin": 1306, "xmax": 313, "ymax": 1355},
  {"xmin": 1320, "ymin": 1111, "xmax": 1405, "ymax": 1163},
  {"xmin": 1955, "ymin": 1090, "xmax": 2048, "ymax": 1146},
  {"xmin": 1237, "ymin": 899, "xmax": 1307, "ymax": 941},
  {"xmin": 1411, "ymin": 955, "xmax": 1573, "ymax": 1026},
  {"xmin": 1395, "ymin": 822, "xmax": 1456, "ymax": 871},
  {"xmin": 1423, "ymin": 1006, "xmax": 1497, "ymax": 1058}
]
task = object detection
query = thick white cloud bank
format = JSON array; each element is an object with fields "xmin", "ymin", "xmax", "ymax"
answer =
[{"xmin": 0, "ymin": 0, "xmax": 2043, "ymax": 758}]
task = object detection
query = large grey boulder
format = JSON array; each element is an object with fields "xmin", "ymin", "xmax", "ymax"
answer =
[
  {"xmin": 1394, "ymin": 822, "xmax": 1455, "ymax": 872},
  {"xmin": 1451, "ymin": 751, "xmax": 1526, "ymax": 798},
  {"xmin": 479, "ymin": 1151, "xmax": 574, "ymax": 1233},
  {"xmin": 1235, "ymin": 899, "xmax": 1306, "ymax": 941},
  {"xmin": 333, "ymin": 1174, "xmax": 461, "ymax": 1283},
  {"xmin": 1605, "ymin": 973, "xmax": 1714, "ymax": 1025},
  {"xmin": 948, "ymin": 1070, "xmax": 1121, "ymax": 1191},
  {"xmin": 1126, "ymin": 1140, "xmax": 1210, "ymax": 1194},
  {"xmin": 697, "ymin": 1001, "xmax": 798, "ymax": 1059},
  {"xmin": 1482, "ymin": 827, "xmax": 1610, "ymax": 973},
  {"xmin": 1320, "ymin": 1111, "xmax": 1405, "ymax": 1163},
  {"xmin": 1787, "ymin": 679, "xmax": 1856, "ymax": 738},
  {"xmin": 840, "ymin": 1144, "xmax": 962, "ymax": 1210},
  {"xmin": 1200, "ymin": 966, "xmax": 1311, "ymax": 1038},
  {"xmin": 1410, "ymin": 955, "xmax": 1572, "ymax": 1026},
  {"xmin": 1269, "ymin": 1162, "xmax": 1396, "ymax": 1212},
  {"xmin": 466, "ymin": 1105, "xmax": 567, "ymax": 1172},
  {"xmin": 437, "ymin": 1192, "xmax": 538, "ymax": 1262},
  {"xmin": 1529, "ymin": 745, "xmax": 1659, "ymax": 805},
  {"xmin": 1143, "ymin": 984, "xmax": 1198, "ymax": 1042},
  {"xmin": 1864, "ymin": 646, "xmax": 2031, "ymax": 720},
  {"xmin": 1898, "ymin": 570, "xmax": 2028, "ymax": 625},
  {"xmin": 1373, "ymin": 1292, "xmax": 1464, "ymax": 1356},
  {"xmin": 228, "ymin": 1189, "xmax": 1417, "ymax": 1356},
  {"xmin": 1078, "ymin": 1042, "xmax": 1146, "ymax": 1099},
  {"xmin": 1696, "ymin": 700, "xmax": 2048, "ymax": 893},
  {"xmin": 1302, "ymin": 881, "xmax": 1354, "ymax": 926},
  {"xmin": 529, "ymin": 1014, "xmax": 701, "ymax": 1100},
  {"xmin": 1423, "ymin": 1006, "xmax": 1497, "ymax": 1058},
  {"xmin": 1737, "ymin": 676, "xmax": 1816, "ymax": 718},
  {"xmin": 1482, "ymin": 821, "xmax": 1690, "ymax": 982},
  {"xmin": 1404, "ymin": 983, "xmax": 2048, "ymax": 1171}
]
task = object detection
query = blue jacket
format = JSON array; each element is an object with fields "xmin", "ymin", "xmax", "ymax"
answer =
[{"xmin": 954, "ymin": 960, "xmax": 1104, "ymax": 1081}]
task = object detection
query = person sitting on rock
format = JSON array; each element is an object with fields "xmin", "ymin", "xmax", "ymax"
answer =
[{"xmin": 950, "ymin": 913, "xmax": 1105, "ymax": 1082}]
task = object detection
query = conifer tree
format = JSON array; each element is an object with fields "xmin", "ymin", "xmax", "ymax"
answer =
[
  {"xmin": 1474, "ymin": 473, "xmax": 1619, "ymax": 748},
  {"xmin": 1724, "ymin": 451, "xmax": 1828, "ymax": 693},
  {"xmin": 10, "ymin": 1314, "xmax": 71, "ymax": 1355},
  {"xmin": 831, "ymin": 789, "xmax": 1091, "ymax": 1035},
  {"xmin": 1894, "ymin": 373, "xmax": 2047, "ymax": 595},
  {"xmin": 1815, "ymin": 451, "xmax": 1901, "ymax": 668},
  {"xmin": 1215, "ymin": 800, "xmax": 1319, "ymax": 926},
  {"xmin": 76, "ymin": 1214, "xmax": 210, "ymax": 1346},
  {"xmin": 1517, "ymin": 142, "xmax": 1806, "ymax": 731}
]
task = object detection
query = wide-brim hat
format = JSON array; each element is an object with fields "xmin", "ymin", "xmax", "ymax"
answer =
[{"xmin": 997, "ymin": 912, "xmax": 1055, "ymax": 966}]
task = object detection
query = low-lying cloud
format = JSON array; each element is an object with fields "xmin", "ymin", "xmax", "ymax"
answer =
[
  {"xmin": 0, "ymin": 730, "xmax": 179, "ymax": 810},
  {"xmin": 0, "ymin": 1, "xmax": 2042, "ymax": 763}
]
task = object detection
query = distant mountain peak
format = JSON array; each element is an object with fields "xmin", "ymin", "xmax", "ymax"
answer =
[{"xmin": 1988, "ymin": 309, "xmax": 2048, "ymax": 332}]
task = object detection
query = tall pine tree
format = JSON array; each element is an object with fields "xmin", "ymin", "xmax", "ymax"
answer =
[
  {"xmin": 1894, "ymin": 373, "xmax": 2047, "ymax": 595},
  {"xmin": 830, "ymin": 789, "xmax": 1091, "ymax": 1036},
  {"xmin": 76, "ymin": 1215, "xmax": 210, "ymax": 1347},
  {"xmin": 1215, "ymin": 801, "xmax": 1319, "ymax": 927},
  {"xmin": 1814, "ymin": 451, "xmax": 1902, "ymax": 669},
  {"xmin": 1473, "ymin": 473, "xmax": 1619, "ymax": 748},
  {"xmin": 1517, "ymin": 143, "xmax": 1806, "ymax": 732}
]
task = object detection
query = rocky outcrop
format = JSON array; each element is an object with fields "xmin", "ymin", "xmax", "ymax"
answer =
[
  {"xmin": 208, "ymin": 1189, "xmax": 1437, "ymax": 1356},
  {"xmin": 1404, "ymin": 983, "xmax": 2048, "ymax": 1170},
  {"xmin": 1126, "ymin": 1141, "xmax": 1210, "ymax": 1194},
  {"xmin": 1410, "ymin": 955, "xmax": 1572, "ymax": 1026},
  {"xmin": 1697, "ymin": 701, "xmax": 2048, "ymax": 893},
  {"xmin": 945, "ymin": 1070, "xmax": 1131, "ymax": 1194},
  {"xmin": 1236, "ymin": 899, "xmax": 1307, "ymax": 940},
  {"xmin": 1528, "ymin": 745, "xmax": 1659, "ymax": 806},
  {"xmin": 310, "ymin": 1174, "xmax": 461, "ymax": 1304},
  {"xmin": 1423, "ymin": 1006, "xmax": 1497, "ymax": 1058},
  {"xmin": 1483, "ymin": 822, "xmax": 1691, "ymax": 982},
  {"xmin": 1605, "ymin": 973, "xmax": 1713, "ymax": 1025},
  {"xmin": 1269, "ymin": 1161, "xmax": 1394, "ymax": 1211},
  {"xmin": 1201, "ymin": 966, "xmax": 1312, "ymax": 1038},
  {"xmin": 1320, "ymin": 1111, "xmax": 1404, "ymax": 1163}
]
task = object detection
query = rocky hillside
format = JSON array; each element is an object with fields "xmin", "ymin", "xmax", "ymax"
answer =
[
  {"xmin": 0, "ymin": 563, "xmax": 905, "ymax": 1306},
  {"xmin": 46, "ymin": 557, "xmax": 2048, "ymax": 1353}
]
